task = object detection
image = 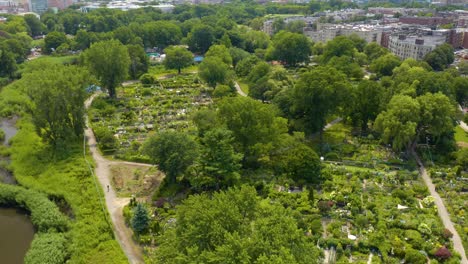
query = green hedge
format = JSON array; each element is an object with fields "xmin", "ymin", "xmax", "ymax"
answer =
[
  {"xmin": 0, "ymin": 183, "xmax": 68, "ymax": 263},
  {"xmin": 0, "ymin": 184, "xmax": 67, "ymax": 232},
  {"xmin": 24, "ymin": 233, "xmax": 67, "ymax": 264}
]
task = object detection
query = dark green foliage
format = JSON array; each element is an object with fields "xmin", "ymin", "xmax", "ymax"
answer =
[
  {"xmin": 24, "ymin": 233, "xmax": 68, "ymax": 264},
  {"xmin": 132, "ymin": 203, "xmax": 150, "ymax": 235},
  {"xmin": 217, "ymin": 96, "xmax": 288, "ymax": 166},
  {"xmin": 267, "ymin": 31, "xmax": 312, "ymax": 66},
  {"xmin": 143, "ymin": 131, "xmax": 199, "ymax": 183},
  {"xmin": 424, "ymin": 44, "xmax": 454, "ymax": 71},
  {"xmin": 348, "ymin": 80, "xmax": 384, "ymax": 130},
  {"xmin": 198, "ymin": 57, "xmax": 230, "ymax": 87},
  {"xmin": 405, "ymin": 248, "xmax": 426, "ymax": 264},
  {"xmin": 93, "ymin": 126, "xmax": 117, "ymax": 153},
  {"xmin": 44, "ymin": 31, "xmax": 67, "ymax": 54},
  {"xmin": 0, "ymin": 184, "xmax": 67, "ymax": 232},
  {"xmin": 187, "ymin": 24, "xmax": 215, "ymax": 53},
  {"xmin": 153, "ymin": 186, "xmax": 320, "ymax": 263},
  {"xmin": 24, "ymin": 65, "xmax": 89, "ymax": 147},
  {"xmin": 191, "ymin": 128, "xmax": 242, "ymax": 190},
  {"xmin": 291, "ymin": 66, "xmax": 349, "ymax": 135},
  {"xmin": 83, "ymin": 40, "xmax": 130, "ymax": 98},
  {"xmin": 140, "ymin": 73, "xmax": 155, "ymax": 85},
  {"xmin": 370, "ymin": 53, "xmax": 401, "ymax": 77},
  {"xmin": 322, "ymin": 36, "xmax": 355, "ymax": 63},
  {"xmin": 235, "ymin": 55, "xmax": 259, "ymax": 77},
  {"xmin": 164, "ymin": 46, "xmax": 193, "ymax": 74},
  {"xmin": 0, "ymin": 50, "xmax": 17, "ymax": 78},
  {"xmin": 127, "ymin": 44, "xmax": 149, "ymax": 79},
  {"xmin": 23, "ymin": 14, "xmax": 45, "ymax": 37}
]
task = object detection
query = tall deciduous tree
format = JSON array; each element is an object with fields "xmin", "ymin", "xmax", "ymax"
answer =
[
  {"xmin": 127, "ymin": 44, "xmax": 149, "ymax": 79},
  {"xmin": 205, "ymin": 45, "xmax": 232, "ymax": 66},
  {"xmin": 163, "ymin": 46, "xmax": 193, "ymax": 74},
  {"xmin": 191, "ymin": 128, "xmax": 243, "ymax": 191},
  {"xmin": 424, "ymin": 43, "xmax": 454, "ymax": 71},
  {"xmin": 198, "ymin": 57, "xmax": 229, "ymax": 87},
  {"xmin": 217, "ymin": 97, "xmax": 288, "ymax": 166},
  {"xmin": 348, "ymin": 80, "xmax": 384, "ymax": 131},
  {"xmin": 0, "ymin": 50, "xmax": 17, "ymax": 78},
  {"xmin": 267, "ymin": 31, "xmax": 312, "ymax": 66},
  {"xmin": 44, "ymin": 31, "xmax": 68, "ymax": 54},
  {"xmin": 83, "ymin": 40, "xmax": 130, "ymax": 98},
  {"xmin": 142, "ymin": 131, "xmax": 199, "ymax": 183},
  {"xmin": 369, "ymin": 53, "xmax": 401, "ymax": 77},
  {"xmin": 322, "ymin": 35, "xmax": 356, "ymax": 63},
  {"xmin": 375, "ymin": 93, "xmax": 455, "ymax": 152},
  {"xmin": 24, "ymin": 65, "xmax": 89, "ymax": 147},
  {"xmin": 154, "ymin": 186, "xmax": 320, "ymax": 263},
  {"xmin": 187, "ymin": 24, "xmax": 215, "ymax": 53},
  {"xmin": 291, "ymin": 66, "xmax": 349, "ymax": 135}
]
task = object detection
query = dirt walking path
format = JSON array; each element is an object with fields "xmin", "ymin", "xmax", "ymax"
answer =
[
  {"xmin": 414, "ymin": 153, "xmax": 468, "ymax": 263},
  {"xmin": 234, "ymin": 81, "xmax": 247, "ymax": 97},
  {"xmin": 85, "ymin": 94, "xmax": 145, "ymax": 264}
]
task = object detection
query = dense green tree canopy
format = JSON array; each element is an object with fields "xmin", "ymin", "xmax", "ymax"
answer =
[
  {"xmin": 322, "ymin": 35, "xmax": 356, "ymax": 63},
  {"xmin": 127, "ymin": 44, "xmax": 149, "ymax": 79},
  {"xmin": 164, "ymin": 46, "xmax": 193, "ymax": 74},
  {"xmin": 290, "ymin": 66, "xmax": 350, "ymax": 135},
  {"xmin": 424, "ymin": 43, "xmax": 454, "ymax": 71},
  {"xmin": 191, "ymin": 128, "xmax": 243, "ymax": 191},
  {"xmin": 187, "ymin": 24, "xmax": 215, "ymax": 53},
  {"xmin": 375, "ymin": 92, "xmax": 455, "ymax": 152},
  {"xmin": 44, "ymin": 31, "xmax": 68, "ymax": 54},
  {"xmin": 153, "ymin": 186, "xmax": 320, "ymax": 263},
  {"xmin": 218, "ymin": 96, "xmax": 288, "ymax": 166},
  {"xmin": 267, "ymin": 31, "xmax": 312, "ymax": 66},
  {"xmin": 370, "ymin": 53, "xmax": 401, "ymax": 77},
  {"xmin": 198, "ymin": 57, "xmax": 230, "ymax": 87},
  {"xmin": 83, "ymin": 40, "xmax": 130, "ymax": 98},
  {"xmin": 24, "ymin": 65, "xmax": 89, "ymax": 147},
  {"xmin": 142, "ymin": 131, "xmax": 199, "ymax": 183},
  {"xmin": 348, "ymin": 80, "xmax": 385, "ymax": 130}
]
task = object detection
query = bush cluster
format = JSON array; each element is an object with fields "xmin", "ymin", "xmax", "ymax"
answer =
[{"xmin": 0, "ymin": 184, "xmax": 68, "ymax": 262}]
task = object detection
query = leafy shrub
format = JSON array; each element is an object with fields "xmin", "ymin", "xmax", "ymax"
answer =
[
  {"xmin": 0, "ymin": 128, "xmax": 5, "ymax": 142},
  {"xmin": 132, "ymin": 203, "xmax": 150, "ymax": 235},
  {"xmin": 434, "ymin": 246, "xmax": 452, "ymax": 260},
  {"xmin": 93, "ymin": 126, "xmax": 117, "ymax": 153},
  {"xmin": 405, "ymin": 248, "xmax": 426, "ymax": 264},
  {"xmin": 140, "ymin": 74, "xmax": 155, "ymax": 85},
  {"xmin": 25, "ymin": 233, "xmax": 67, "ymax": 264},
  {"xmin": 325, "ymin": 152, "xmax": 340, "ymax": 161},
  {"xmin": 0, "ymin": 184, "xmax": 68, "ymax": 232}
]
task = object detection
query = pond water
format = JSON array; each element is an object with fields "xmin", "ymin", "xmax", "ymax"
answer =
[
  {"xmin": 0, "ymin": 208, "xmax": 34, "ymax": 264},
  {"xmin": 1, "ymin": 118, "xmax": 18, "ymax": 146},
  {"xmin": 0, "ymin": 118, "xmax": 18, "ymax": 184}
]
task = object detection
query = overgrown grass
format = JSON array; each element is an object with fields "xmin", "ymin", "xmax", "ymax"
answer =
[
  {"xmin": 237, "ymin": 80, "xmax": 249, "ymax": 95},
  {"xmin": 455, "ymin": 126, "xmax": 468, "ymax": 143},
  {"xmin": 9, "ymin": 118, "xmax": 127, "ymax": 263},
  {"xmin": 147, "ymin": 64, "xmax": 198, "ymax": 78}
]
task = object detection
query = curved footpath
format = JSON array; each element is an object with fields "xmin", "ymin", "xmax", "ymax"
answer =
[
  {"xmin": 414, "ymin": 152, "xmax": 468, "ymax": 263},
  {"xmin": 84, "ymin": 94, "xmax": 145, "ymax": 264}
]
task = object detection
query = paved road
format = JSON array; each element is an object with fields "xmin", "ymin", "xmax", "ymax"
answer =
[
  {"xmin": 414, "ymin": 153, "xmax": 468, "ymax": 264},
  {"xmin": 84, "ymin": 94, "xmax": 145, "ymax": 264}
]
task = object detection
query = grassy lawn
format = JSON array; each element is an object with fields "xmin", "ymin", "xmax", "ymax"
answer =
[
  {"xmin": 238, "ymin": 80, "xmax": 249, "ymax": 95},
  {"xmin": 455, "ymin": 125, "xmax": 468, "ymax": 143},
  {"xmin": 148, "ymin": 64, "xmax": 198, "ymax": 78}
]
